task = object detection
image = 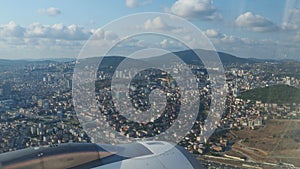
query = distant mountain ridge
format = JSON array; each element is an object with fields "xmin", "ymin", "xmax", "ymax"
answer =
[
  {"xmin": 0, "ymin": 59, "xmax": 30, "ymax": 71},
  {"xmin": 0, "ymin": 49, "xmax": 278, "ymax": 71},
  {"xmin": 144, "ymin": 49, "xmax": 266, "ymax": 66}
]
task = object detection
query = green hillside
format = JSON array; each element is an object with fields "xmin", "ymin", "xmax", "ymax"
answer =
[{"xmin": 239, "ymin": 84, "xmax": 300, "ymax": 104}]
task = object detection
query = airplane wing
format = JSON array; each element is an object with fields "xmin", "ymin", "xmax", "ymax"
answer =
[{"xmin": 0, "ymin": 141, "xmax": 202, "ymax": 169}]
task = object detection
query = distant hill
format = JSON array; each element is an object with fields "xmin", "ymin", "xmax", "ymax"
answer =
[
  {"xmin": 239, "ymin": 84, "xmax": 300, "ymax": 104},
  {"xmin": 0, "ymin": 59, "xmax": 70, "ymax": 71},
  {"xmin": 217, "ymin": 51, "xmax": 260, "ymax": 64},
  {"xmin": 0, "ymin": 59, "xmax": 30, "ymax": 71},
  {"xmin": 0, "ymin": 49, "xmax": 271, "ymax": 71},
  {"xmin": 26, "ymin": 58, "xmax": 75, "ymax": 62},
  {"xmin": 83, "ymin": 50, "xmax": 253, "ymax": 69},
  {"xmin": 144, "ymin": 49, "xmax": 261, "ymax": 66}
]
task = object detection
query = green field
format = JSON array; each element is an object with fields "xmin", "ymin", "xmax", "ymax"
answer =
[{"xmin": 239, "ymin": 84, "xmax": 300, "ymax": 104}]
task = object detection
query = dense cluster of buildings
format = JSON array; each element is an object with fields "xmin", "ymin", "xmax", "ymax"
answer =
[
  {"xmin": 0, "ymin": 61, "xmax": 89, "ymax": 153},
  {"xmin": 0, "ymin": 59, "xmax": 299, "ymax": 156}
]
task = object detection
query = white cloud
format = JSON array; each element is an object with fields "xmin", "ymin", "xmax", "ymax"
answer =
[
  {"xmin": 204, "ymin": 29, "xmax": 220, "ymax": 38},
  {"xmin": 170, "ymin": 0, "xmax": 222, "ymax": 20},
  {"xmin": 26, "ymin": 23, "xmax": 91, "ymax": 40},
  {"xmin": 235, "ymin": 12, "xmax": 278, "ymax": 32},
  {"xmin": 0, "ymin": 20, "xmax": 124, "ymax": 59},
  {"xmin": 38, "ymin": 7, "xmax": 61, "ymax": 16},
  {"xmin": 144, "ymin": 17, "xmax": 171, "ymax": 31},
  {"xmin": 0, "ymin": 36, "xmax": 85, "ymax": 59},
  {"xmin": 0, "ymin": 21, "xmax": 25, "ymax": 37},
  {"xmin": 201, "ymin": 29, "xmax": 298, "ymax": 59},
  {"xmin": 203, "ymin": 29, "xmax": 243, "ymax": 44},
  {"xmin": 0, "ymin": 21, "xmax": 106, "ymax": 58},
  {"xmin": 160, "ymin": 39, "xmax": 183, "ymax": 49},
  {"xmin": 90, "ymin": 28, "xmax": 119, "ymax": 41},
  {"xmin": 126, "ymin": 0, "xmax": 138, "ymax": 8},
  {"xmin": 220, "ymin": 34, "xmax": 240, "ymax": 44},
  {"xmin": 125, "ymin": 0, "xmax": 152, "ymax": 8}
]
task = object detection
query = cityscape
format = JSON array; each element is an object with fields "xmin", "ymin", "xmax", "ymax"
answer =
[{"xmin": 0, "ymin": 51, "xmax": 299, "ymax": 168}]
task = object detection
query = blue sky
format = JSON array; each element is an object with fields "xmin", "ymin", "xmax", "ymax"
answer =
[{"xmin": 0, "ymin": 0, "xmax": 300, "ymax": 59}]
